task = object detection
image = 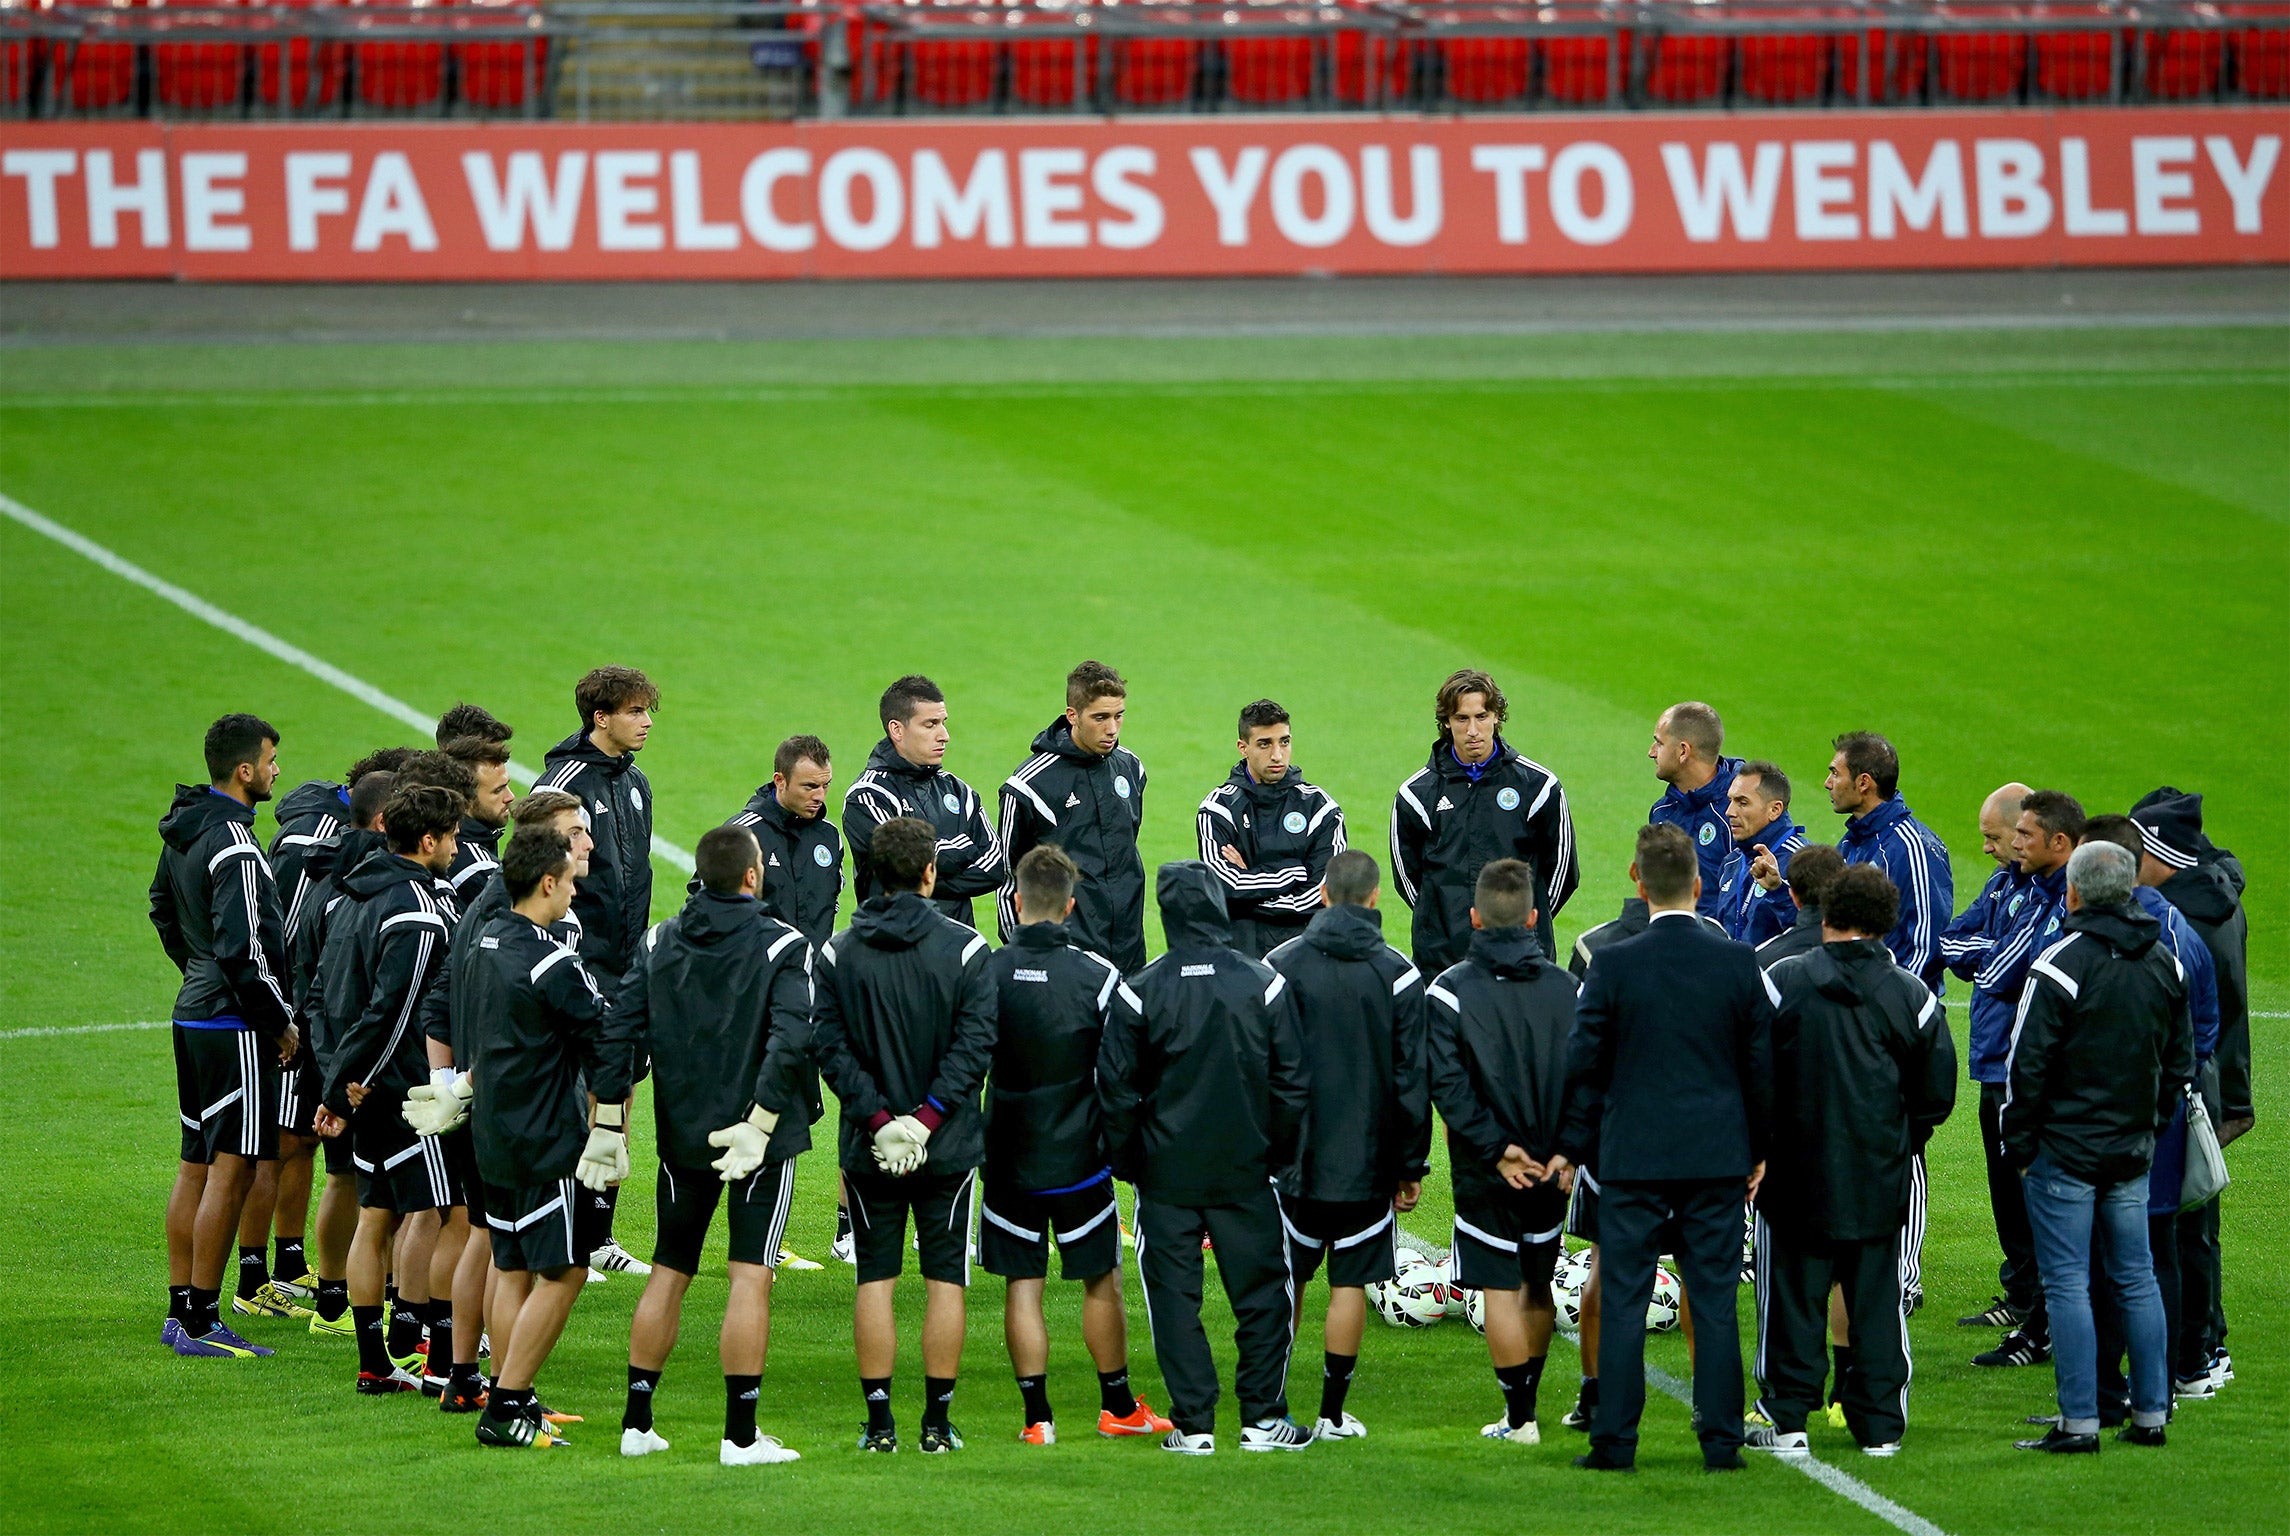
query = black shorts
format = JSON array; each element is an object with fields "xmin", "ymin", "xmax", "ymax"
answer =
[
  {"xmin": 1564, "ymin": 1169, "xmax": 1600, "ymax": 1243},
  {"xmin": 978, "ymin": 1175, "xmax": 1121, "ymax": 1281},
  {"xmin": 653, "ymin": 1158, "xmax": 797, "ymax": 1274},
  {"xmin": 277, "ymin": 1055, "xmax": 320, "ymax": 1138},
  {"xmin": 1452, "ymin": 1183, "xmax": 1567, "ymax": 1291},
  {"xmin": 443, "ymin": 1127, "xmax": 483, "ymax": 1225},
  {"xmin": 321, "ymin": 1124, "xmax": 355, "ymax": 1175},
  {"xmin": 846, "ymin": 1164, "xmax": 976, "ymax": 1286},
  {"xmin": 1282, "ymin": 1196, "xmax": 1399, "ymax": 1289},
  {"xmin": 351, "ymin": 1102, "xmax": 453, "ymax": 1214},
  {"xmin": 174, "ymin": 1024, "xmax": 279, "ymax": 1164},
  {"xmin": 484, "ymin": 1176, "xmax": 605, "ymax": 1274}
]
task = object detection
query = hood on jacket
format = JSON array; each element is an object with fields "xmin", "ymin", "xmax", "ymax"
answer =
[
  {"xmin": 1425, "ymin": 734, "xmax": 1521, "ymax": 783},
  {"xmin": 1012, "ymin": 920, "xmax": 1076, "ymax": 952},
  {"xmin": 2158, "ymin": 857, "xmax": 2244, "ymax": 926},
  {"xmin": 849, "ymin": 890, "xmax": 941, "ymax": 950},
  {"xmin": 678, "ymin": 888, "xmax": 768, "ymax": 945},
  {"xmin": 2066, "ymin": 901, "xmax": 2161, "ymax": 960},
  {"xmin": 275, "ymin": 779, "xmax": 349, "ymax": 827},
  {"xmin": 547, "ymin": 729, "xmax": 632, "ymax": 778},
  {"xmin": 159, "ymin": 783, "xmax": 254, "ymax": 852},
  {"xmin": 1465, "ymin": 924, "xmax": 1545, "ymax": 979},
  {"xmin": 1806, "ymin": 937, "xmax": 1894, "ymax": 1003},
  {"xmin": 865, "ymin": 735, "xmax": 944, "ymax": 782},
  {"xmin": 1034, "ymin": 715, "xmax": 1112, "ymax": 765},
  {"xmin": 1303, "ymin": 901, "xmax": 1385, "ymax": 961},
  {"xmin": 1157, "ymin": 861, "xmax": 1232, "ymax": 952},
  {"xmin": 341, "ymin": 845, "xmax": 437, "ymax": 900}
]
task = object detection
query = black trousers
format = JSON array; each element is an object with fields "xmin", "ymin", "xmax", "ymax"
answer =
[
  {"xmin": 2176, "ymin": 1195, "xmax": 2222, "ymax": 1367},
  {"xmin": 1980, "ymin": 1083, "xmax": 2046, "ymax": 1331},
  {"xmin": 1755, "ymin": 1216, "xmax": 1910, "ymax": 1446},
  {"xmin": 1593, "ymin": 1178, "xmax": 1746, "ymax": 1466},
  {"xmin": 2096, "ymin": 1210, "xmax": 2182, "ymax": 1410},
  {"xmin": 1136, "ymin": 1189, "xmax": 1295, "ymax": 1436}
]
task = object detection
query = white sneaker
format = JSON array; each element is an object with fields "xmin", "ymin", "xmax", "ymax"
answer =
[
  {"xmin": 1747, "ymin": 1425, "xmax": 1810, "ymax": 1453},
  {"xmin": 776, "ymin": 1249, "xmax": 824, "ymax": 1272},
  {"xmin": 1314, "ymin": 1412, "xmax": 1367, "ymax": 1441},
  {"xmin": 720, "ymin": 1434, "xmax": 800, "ymax": 1465},
  {"xmin": 1862, "ymin": 1442, "xmax": 1901, "ymax": 1458},
  {"xmin": 585, "ymin": 1269, "xmax": 606, "ymax": 1285},
  {"xmin": 1162, "ymin": 1428, "xmax": 1214, "ymax": 1456},
  {"xmin": 831, "ymin": 1231, "xmax": 856, "ymax": 1266},
  {"xmin": 621, "ymin": 1427, "xmax": 671, "ymax": 1457},
  {"xmin": 590, "ymin": 1240, "xmax": 651, "ymax": 1276},
  {"xmin": 1480, "ymin": 1418, "xmax": 1540, "ymax": 1445},
  {"xmin": 1240, "ymin": 1416, "xmax": 1313, "ymax": 1451}
]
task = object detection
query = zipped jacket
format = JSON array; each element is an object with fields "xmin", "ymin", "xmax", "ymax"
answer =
[
  {"xmin": 149, "ymin": 784, "xmax": 294, "ymax": 1040},
  {"xmin": 1650, "ymin": 755, "xmax": 1741, "ymax": 921},
  {"xmin": 844, "ymin": 737, "xmax": 1005, "ymax": 927},
  {"xmin": 1391, "ymin": 736, "xmax": 1577, "ymax": 971},
  {"xmin": 320, "ymin": 848, "xmax": 455, "ymax": 1117},
  {"xmin": 536, "ymin": 731, "xmax": 654, "ymax": 987},
  {"xmin": 998, "ymin": 718, "xmax": 1149, "ymax": 973},
  {"xmin": 1425, "ymin": 926, "xmax": 1576, "ymax": 1204},
  {"xmin": 467, "ymin": 913, "xmax": 635, "ymax": 1186},
  {"xmin": 1267, "ymin": 902, "xmax": 1428, "ymax": 1202}
]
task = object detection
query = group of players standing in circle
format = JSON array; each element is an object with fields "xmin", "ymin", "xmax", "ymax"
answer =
[{"xmin": 149, "ymin": 660, "xmax": 2243, "ymax": 1468}]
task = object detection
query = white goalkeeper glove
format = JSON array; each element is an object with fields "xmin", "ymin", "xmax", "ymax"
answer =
[
  {"xmin": 576, "ymin": 1102, "xmax": 630, "ymax": 1192},
  {"xmin": 707, "ymin": 1103, "xmax": 780, "ymax": 1183},
  {"xmin": 872, "ymin": 1117, "xmax": 919, "ymax": 1174},
  {"xmin": 402, "ymin": 1069, "xmax": 472, "ymax": 1137},
  {"xmin": 886, "ymin": 1113, "xmax": 932, "ymax": 1177}
]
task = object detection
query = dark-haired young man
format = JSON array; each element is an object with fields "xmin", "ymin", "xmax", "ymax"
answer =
[
  {"xmin": 1424, "ymin": 858, "xmax": 1575, "ymax": 1447},
  {"xmin": 1648, "ymin": 702, "xmax": 1740, "ymax": 923},
  {"xmin": 1720, "ymin": 762, "xmax": 1807, "ymax": 946},
  {"xmin": 1754, "ymin": 845, "xmax": 1846, "ymax": 973},
  {"xmin": 616, "ymin": 825, "xmax": 815, "ymax": 1465},
  {"xmin": 437, "ymin": 703, "xmax": 513, "ymax": 749},
  {"xmin": 465, "ymin": 827, "xmax": 637, "ymax": 1450},
  {"xmin": 1102, "ymin": 862, "xmax": 1312, "ymax": 1455},
  {"xmin": 811, "ymin": 817, "xmax": 999, "ymax": 1454},
  {"xmin": 440, "ymin": 735, "xmax": 516, "ymax": 906},
  {"xmin": 1199, "ymin": 700, "xmax": 1347, "ymax": 961},
  {"xmin": 315, "ymin": 784, "xmax": 462, "ymax": 1394},
  {"xmin": 152, "ymin": 713, "xmax": 298, "ymax": 1358},
  {"xmin": 847, "ymin": 677, "xmax": 1006, "ymax": 930},
  {"xmin": 1826, "ymin": 733, "xmax": 1953, "ymax": 992},
  {"xmin": 1393, "ymin": 669, "xmax": 1577, "ymax": 971},
  {"xmin": 1266, "ymin": 848, "xmax": 1427, "ymax": 1441},
  {"xmin": 1751, "ymin": 864, "xmax": 1955, "ymax": 1458},
  {"xmin": 538, "ymin": 665, "xmax": 659, "ymax": 1278},
  {"xmin": 1000, "ymin": 661, "xmax": 1149, "ymax": 975},
  {"xmin": 982, "ymin": 845, "xmax": 1169, "ymax": 1446},
  {"xmin": 726, "ymin": 735, "xmax": 843, "ymax": 946}
]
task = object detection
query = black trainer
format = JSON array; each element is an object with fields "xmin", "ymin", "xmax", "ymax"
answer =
[
  {"xmin": 858, "ymin": 1424, "xmax": 898, "ymax": 1454},
  {"xmin": 919, "ymin": 1422, "xmax": 965, "ymax": 1454},
  {"xmin": 1974, "ymin": 1329, "xmax": 2051, "ymax": 1368},
  {"xmin": 1957, "ymin": 1296, "xmax": 2023, "ymax": 1328},
  {"xmin": 2013, "ymin": 1425, "xmax": 2098, "ymax": 1454},
  {"xmin": 1561, "ymin": 1381, "xmax": 1598, "ymax": 1431}
]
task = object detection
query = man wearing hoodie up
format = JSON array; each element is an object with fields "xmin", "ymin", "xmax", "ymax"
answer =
[
  {"xmin": 810, "ymin": 817, "xmax": 999, "ymax": 1455},
  {"xmin": 1100, "ymin": 862, "xmax": 1313, "ymax": 1455},
  {"xmin": 1750, "ymin": 864, "xmax": 1956, "ymax": 1458},
  {"xmin": 1268, "ymin": 848, "xmax": 1428, "ymax": 1443},
  {"xmin": 615, "ymin": 824, "xmax": 815, "ymax": 1466}
]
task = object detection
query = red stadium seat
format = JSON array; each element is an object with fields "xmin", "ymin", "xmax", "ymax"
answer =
[
  {"xmin": 152, "ymin": 0, "xmax": 247, "ymax": 111},
  {"xmin": 1440, "ymin": 38, "xmax": 1529, "ymax": 104},
  {"xmin": 2034, "ymin": 29, "xmax": 2117, "ymax": 98},
  {"xmin": 1834, "ymin": 27, "xmax": 1924, "ymax": 100},
  {"xmin": 1543, "ymin": 33, "xmax": 1621, "ymax": 103},
  {"xmin": 1934, "ymin": 32, "xmax": 2026, "ymax": 100},
  {"xmin": 1, "ymin": 4, "xmax": 33, "ymax": 108},
  {"xmin": 1225, "ymin": 35, "xmax": 1313, "ymax": 105},
  {"xmin": 909, "ymin": 38, "xmax": 996, "ymax": 106},
  {"xmin": 454, "ymin": 0, "xmax": 546, "ymax": 111},
  {"xmin": 1643, "ymin": 33, "xmax": 1725, "ymax": 104},
  {"xmin": 1735, "ymin": 34, "xmax": 1826, "ymax": 104},
  {"xmin": 1007, "ymin": 28, "xmax": 1094, "ymax": 107},
  {"xmin": 1332, "ymin": 26, "xmax": 1405, "ymax": 104},
  {"xmin": 2232, "ymin": 16, "xmax": 2290, "ymax": 95},
  {"xmin": 2141, "ymin": 29, "xmax": 2220, "ymax": 97},
  {"xmin": 45, "ymin": 0, "xmax": 140, "ymax": 111},
  {"xmin": 1112, "ymin": 36, "xmax": 1192, "ymax": 105},
  {"xmin": 254, "ymin": 0, "xmax": 346, "ymax": 110},
  {"xmin": 353, "ymin": 0, "xmax": 445, "ymax": 110}
]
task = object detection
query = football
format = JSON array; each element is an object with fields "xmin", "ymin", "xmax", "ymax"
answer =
[
  {"xmin": 1650, "ymin": 1266, "xmax": 1684, "ymax": 1332},
  {"xmin": 1371, "ymin": 1259, "xmax": 1450, "ymax": 1328}
]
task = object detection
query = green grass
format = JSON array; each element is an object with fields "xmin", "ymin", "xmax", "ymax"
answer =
[{"xmin": 0, "ymin": 324, "xmax": 2283, "ymax": 1534}]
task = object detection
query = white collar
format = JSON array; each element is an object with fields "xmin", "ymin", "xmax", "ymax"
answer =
[{"xmin": 1648, "ymin": 908, "xmax": 1700, "ymax": 923}]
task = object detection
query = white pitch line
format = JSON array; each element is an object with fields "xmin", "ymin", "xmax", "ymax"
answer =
[
  {"xmin": 0, "ymin": 1020, "xmax": 170, "ymax": 1041},
  {"xmin": 1642, "ymin": 1364, "xmax": 1948, "ymax": 1536},
  {"xmin": 1, "ymin": 491, "xmax": 694, "ymax": 874}
]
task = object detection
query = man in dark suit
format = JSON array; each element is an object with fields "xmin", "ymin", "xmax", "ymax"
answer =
[{"xmin": 1548, "ymin": 824, "xmax": 1774, "ymax": 1472}]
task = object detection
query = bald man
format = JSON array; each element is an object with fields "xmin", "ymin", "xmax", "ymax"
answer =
[
  {"xmin": 1938, "ymin": 783, "xmax": 2051, "ymax": 1358},
  {"xmin": 1648, "ymin": 702, "xmax": 1741, "ymax": 923}
]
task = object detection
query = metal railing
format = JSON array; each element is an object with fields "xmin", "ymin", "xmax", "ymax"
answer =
[{"xmin": 2, "ymin": 0, "xmax": 2285, "ymax": 119}]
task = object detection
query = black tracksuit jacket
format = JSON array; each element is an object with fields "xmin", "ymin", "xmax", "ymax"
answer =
[
  {"xmin": 467, "ymin": 913, "xmax": 636, "ymax": 1187},
  {"xmin": 536, "ymin": 731, "xmax": 654, "ymax": 988},
  {"xmin": 844, "ymin": 738, "xmax": 1005, "ymax": 928},
  {"xmin": 1426, "ymin": 926, "xmax": 1578, "ymax": 1204},
  {"xmin": 418, "ymin": 869, "xmax": 580, "ymax": 1070},
  {"xmin": 999, "ymin": 718, "xmax": 1149, "ymax": 974},
  {"xmin": 1755, "ymin": 903, "xmax": 1825, "ymax": 972},
  {"xmin": 1266, "ymin": 902, "xmax": 1429, "ymax": 1203},
  {"xmin": 1762, "ymin": 938, "xmax": 1958, "ymax": 1241},
  {"xmin": 288, "ymin": 826, "xmax": 385, "ymax": 1070},
  {"xmin": 150, "ymin": 785, "xmax": 295, "ymax": 1040},
  {"xmin": 620, "ymin": 889, "xmax": 816, "ymax": 1171},
  {"xmin": 1196, "ymin": 761, "xmax": 1346, "ymax": 956},
  {"xmin": 985, "ymin": 920, "xmax": 1139, "ymax": 1193},
  {"xmin": 1391, "ymin": 735, "xmax": 1578, "ymax": 969},
  {"xmin": 268, "ymin": 778, "xmax": 349, "ymax": 944},
  {"xmin": 320, "ymin": 848, "xmax": 456, "ymax": 1118},
  {"xmin": 2155, "ymin": 854, "xmax": 2251, "ymax": 1122},
  {"xmin": 720, "ymin": 785, "xmax": 843, "ymax": 946},
  {"xmin": 810, "ymin": 891, "xmax": 998, "ymax": 1177},
  {"xmin": 2002, "ymin": 903, "xmax": 2195, "ymax": 1187},
  {"xmin": 443, "ymin": 817, "xmax": 503, "ymax": 907},
  {"xmin": 1099, "ymin": 863, "xmax": 1309, "ymax": 1206}
]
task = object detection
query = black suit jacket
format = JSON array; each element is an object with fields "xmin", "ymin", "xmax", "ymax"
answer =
[{"xmin": 1559, "ymin": 911, "xmax": 1775, "ymax": 1182}]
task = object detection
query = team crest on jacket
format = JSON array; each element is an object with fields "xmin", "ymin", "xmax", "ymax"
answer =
[
  {"xmin": 1698, "ymin": 823, "xmax": 1717, "ymax": 845},
  {"xmin": 812, "ymin": 844, "xmax": 834, "ymax": 867},
  {"xmin": 942, "ymin": 792, "xmax": 961, "ymax": 813},
  {"xmin": 2008, "ymin": 893, "xmax": 2025, "ymax": 915},
  {"xmin": 1283, "ymin": 811, "xmax": 1307, "ymax": 834},
  {"xmin": 1496, "ymin": 787, "xmax": 1520, "ymax": 811},
  {"xmin": 630, "ymin": 787, "xmax": 643, "ymax": 811},
  {"xmin": 1114, "ymin": 775, "xmax": 1132, "ymax": 799}
]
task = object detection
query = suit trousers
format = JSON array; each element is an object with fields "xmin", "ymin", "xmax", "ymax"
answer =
[{"xmin": 1593, "ymin": 1178, "xmax": 1747, "ymax": 1466}]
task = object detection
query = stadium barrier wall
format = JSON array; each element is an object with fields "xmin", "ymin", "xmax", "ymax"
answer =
[{"xmin": 3, "ymin": 109, "xmax": 2281, "ymax": 279}]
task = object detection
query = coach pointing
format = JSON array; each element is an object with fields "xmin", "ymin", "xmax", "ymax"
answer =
[{"xmin": 1547, "ymin": 825, "xmax": 1774, "ymax": 1472}]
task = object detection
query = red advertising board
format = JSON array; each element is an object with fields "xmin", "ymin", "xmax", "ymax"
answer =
[{"xmin": 2, "ymin": 110, "xmax": 2282, "ymax": 279}]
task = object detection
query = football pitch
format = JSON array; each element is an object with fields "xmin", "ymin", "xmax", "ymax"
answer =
[{"xmin": 0, "ymin": 308, "xmax": 2283, "ymax": 1534}]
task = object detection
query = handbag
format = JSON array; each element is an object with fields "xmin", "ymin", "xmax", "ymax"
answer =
[{"xmin": 2180, "ymin": 1085, "xmax": 2231, "ymax": 1213}]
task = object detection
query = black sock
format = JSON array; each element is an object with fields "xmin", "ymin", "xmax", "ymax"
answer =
[
  {"xmin": 274, "ymin": 1237, "xmax": 309, "ymax": 1284},
  {"xmin": 1494, "ymin": 1356, "xmax": 1547, "ymax": 1428},
  {"xmin": 836, "ymin": 1203, "xmax": 853, "ymax": 1242},
  {"xmin": 596, "ymin": 1183, "xmax": 619, "ymax": 1243},
  {"xmin": 386, "ymin": 1303, "xmax": 424, "ymax": 1361},
  {"xmin": 423, "ymin": 1299, "xmax": 453, "ymax": 1374},
  {"xmin": 353, "ymin": 1304, "xmax": 389, "ymax": 1375},
  {"xmin": 187, "ymin": 1286, "xmax": 221, "ymax": 1336},
  {"xmin": 490, "ymin": 1385, "xmax": 534, "ymax": 1422},
  {"xmin": 923, "ymin": 1375, "xmax": 957, "ymax": 1431},
  {"xmin": 624, "ymin": 1366, "xmax": 662, "ymax": 1431},
  {"xmin": 1319, "ymin": 1353, "xmax": 1358, "ymax": 1424},
  {"xmin": 1830, "ymin": 1344, "xmax": 1854, "ymax": 1406},
  {"xmin": 237, "ymin": 1245, "xmax": 268, "ymax": 1299},
  {"xmin": 862, "ymin": 1375, "xmax": 895, "ymax": 1435},
  {"xmin": 316, "ymin": 1278, "xmax": 349, "ymax": 1322},
  {"xmin": 1017, "ymin": 1374, "xmax": 1052, "ymax": 1426},
  {"xmin": 1575, "ymin": 1374, "xmax": 1599, "ymax": 1412},
  {"xmin": 450, "ymin": 1358, "xmax": 482, "ymax": 1386},
  {"xmin": 1098, "ymin": 1367, "xmax": 1138, "ymax": 1418},
  {"xmin": 168, "ymin": 1284, "xmax": 192, "ymax": 1326},
  {"xmin": 385, "ymin": 1278, "xmax": 398, "ymax": 1309},
  {"xmin": 725, "ymin": 1373, "xmax": 761, "ymax": 1447}
]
